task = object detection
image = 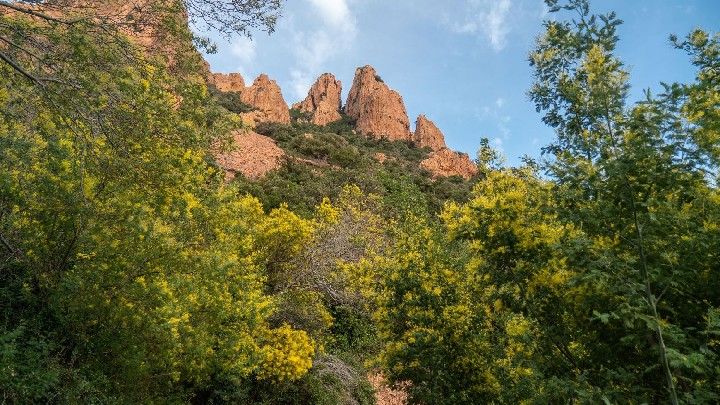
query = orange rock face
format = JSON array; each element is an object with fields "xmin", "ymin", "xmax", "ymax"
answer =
[
  {"xmin": 345, "ymin": 65, "xmax": 411, "ymax": 142},
  {"xmin": 293, "ymin": 73, "xmax": 342, "ymax": 125},
  {"xmin": 420, "ymin": 148, "xmax": 478, "ymax": 180},
  {"xmin": 413, "ymin": 114, "xmax": 447, "ymax": 150},
  {"xmin": 214, "ymin": 130, "xmax": 285, "ymax": 180},
  {"xmin": 239, "ymin": 74, "xmax": 291, "ymax": 125},
  {"xmin": 209, "ymin": 72, "xmax": 245, "ymax": 93}
]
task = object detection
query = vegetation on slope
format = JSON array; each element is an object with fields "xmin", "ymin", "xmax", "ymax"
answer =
[{"xmin": 230, "ymin": 114, "xmax": 477, "ymax": 218}]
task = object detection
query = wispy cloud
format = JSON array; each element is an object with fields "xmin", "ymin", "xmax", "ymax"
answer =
[
  {"xmin": 309, "ymin": 0, "xmax": 354, "ymax": 28},
  {"xmin": 475, "ymin": 98, "xmax": 512, "ymax": 143},
  {"xmin": 492, "ymin": 137, "xmax": 505, "ymax": 153},
  {"xmin": 451, "ymin": 0, "xmax": 513, "ymax": 51},
  {"xmin": 286, "ymin": 0, "xmax": 357, "ymax": 100},
  {"xmin": 229, "ymin": 37, "xmax": 257, "ymax": 78}
]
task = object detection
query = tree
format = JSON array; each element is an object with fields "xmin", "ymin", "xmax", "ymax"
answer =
[
  {"xmin": 0, "ymin": 0, "xmax": 281, "ymax": 81},
  {"xmin": 527, "ymin": 0, "xmax": 720, "ymax": 402},
  {"xmin": 365, "ymin": 1, "xmax": 720, "ymax": 403},
  {"xmin": 0, "ymin": 1, "xmax": 323, "ymax": 402}
]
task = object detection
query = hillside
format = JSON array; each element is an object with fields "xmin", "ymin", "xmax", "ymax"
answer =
[{"xmin": 207, "ymin": 66, "xmax": 480, "ymax": 217}]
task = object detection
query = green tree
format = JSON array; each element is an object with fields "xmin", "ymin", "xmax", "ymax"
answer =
[
  {"xmin": 368, "ymin": 1, "xmax": 720, "ymax": 403},
  {"xmin": 0, "ymin": 0, "xmax": 281, "ymax": 81},
  {"xmin": 526, "ymin": 0, "xmax": 720, "ymax": 402},
  {"xmin": 0, "ymin": 2, "xmax": 321, "ymax": 402}
]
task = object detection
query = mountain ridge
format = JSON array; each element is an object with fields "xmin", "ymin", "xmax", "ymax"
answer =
[{"xmin": 210, "ymin": 67, "xmax": 478, "ymax": 180}]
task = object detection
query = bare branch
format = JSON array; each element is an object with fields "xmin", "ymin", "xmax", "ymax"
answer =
[
  {"xmin": 0, "ymin": 1, "xmax": 84, "ymax": 24},
  {"xmin": 0, "ymin": 47, "xmax": 41, "ymax": 83},
  {"xmin": 0, "ymin": 34, "xmax": 43, "ymax": 60},
  {"xmin": 0, "ymin": 232, "xmax": 24, "ymax": 262}
]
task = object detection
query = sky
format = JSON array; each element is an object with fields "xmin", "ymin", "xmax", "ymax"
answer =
[{"xmin": 202, "ymin": 0, "xmax": 720, "ymax": 166}]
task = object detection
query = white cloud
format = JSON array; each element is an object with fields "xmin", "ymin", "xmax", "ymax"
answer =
[
  {"xmin": 492, "ymin": 137, "xmax": 504, "ymax": 153},
  {"xmin": 309, "ymin": 0, "xmax": 354, "ymax": 29},
  {"xmin": 290, "ymin": 69, "xmax": 314, "ymax": 101},
  {"xmin": 286, "ymin": 0, "xmax": 357, "ymax": 100},
  {"xmin": 229, "ymin": 37, "xmax": 257, "ymax": 78},
  {"xmin": 231, "ymin": 37, "xmax": 256, "ymax": 63},
  {"xmin": 221, "ymin": 36, "xmax": 257, "ymax": 82},
  {"xmin": 475, "ymin": 99, "xmax": 512, "ymax": 142},
  {"xmin": 451, "ymin": 0, "xmax": 513, "ymax": 51}
]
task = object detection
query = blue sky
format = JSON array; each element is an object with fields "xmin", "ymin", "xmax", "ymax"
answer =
[{"xmin": 202, "ymin": 0, "xmax": 719, "ymax": 166}]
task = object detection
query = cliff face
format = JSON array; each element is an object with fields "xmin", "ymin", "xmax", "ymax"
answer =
[
  {"xmin": 239, "ymin": 74, "xmax": 291, "ymax": 125},
  {"xmin": 209, "ymin": 72, "xmax": 245, "ymax": 93},
  {"xmin": 209, "ymin": 72, "xmax": 291, "ymax": 125},
  {"xmin": 292, "ymin": 73, "xmax": 342, "ymax": 125},
  {"xmin": 420, "ymin": 148, "xmax": 479, "ymax": 180},
  {"xmin": 345, "ymin": 66, "xmax": 411, "ymax": 142},
  {"xmin": 210, "ymin": 67, "xmax": 480, "ymax": 181},
  {"xmin": 413, "ymin": 115, "xmax": 446, "ymax": 151}
]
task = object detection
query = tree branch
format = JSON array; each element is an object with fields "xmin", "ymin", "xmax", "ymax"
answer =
[
  {"xmin": 0, "ymin": 232, "xmax": 24, "ymax": 262},
  {"xmin": 0, "ymin": 47, "xmax": 41, "ymax": 83},
  {"xmin": 0, "ymin": 34, "xmax": 43, "ymax": 60},
  {"xmin": 0, "ymin": 1, "xmax": 84, "ymax": 24}
]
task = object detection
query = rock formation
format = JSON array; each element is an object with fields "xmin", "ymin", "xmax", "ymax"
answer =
[
  {"xmin": 420, "ymin": 148, "xmax": 478, "ymax": 180},
  {"xmin": 239, "ymin": 74, "xmax": 291, "ymax": 125},
  {"xmin": 209, "ymin": 72, "xmax": 245, "ymax": 93},
  {"xmin": 345, "ymin": 65, "xmax": 411, "ymax": 142},
  {"xmin": 413, "ymin": 114, "xmax": 447, "ymax": 150},
  {"xmin": 214, "ymin": 130, "xmax": 285, "ymax": 180},
  {"xmin": 293, "ymin": 73, "xmax": 342, "ymax": 125},
  {"xmin": 208, "ymin": 72, "xmax": 291, "ymax": 126}
]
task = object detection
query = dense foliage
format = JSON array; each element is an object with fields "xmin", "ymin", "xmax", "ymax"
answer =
[
  {"xmin": 239, "ymin": 116, "xmax": 476, "ymax": 217},
  {"xmin": 2, "ymin": 0, "xmax": 718, "ymax": 403},
  {"xmin": 367, "ymin": 1, "xmax": 720, "ymax": 403}
]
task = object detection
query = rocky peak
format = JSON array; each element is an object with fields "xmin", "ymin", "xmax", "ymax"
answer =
[
  {"xmin": 345, "ymin": 65, "xmax": 411, "ymax": 142},
  {"xmin": 413, "ymin": 115, "xmax": 446, "ymax": 151},
  {"xmin": 209, "ymin": 72, "xmax": 245, "ymax": 93},
  {"xmin": 239, "ymin": 74, "xmax": 291, "ymax": 125},
  {"xmin": 207, "ymin": 72, "xmax": 291, "ymax": 125},
  {"xmin": 292, "ymin": 73, "xmax": 342, "ymax": 126}
]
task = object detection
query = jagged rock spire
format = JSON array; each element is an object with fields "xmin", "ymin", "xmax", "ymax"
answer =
[
  {"xmin": 292, "ymin": 73, "xmax": 342, "ymax": 125},
  {"xmin": 345, "ymin": 65, "xmax": 411, "ymax": 142}
]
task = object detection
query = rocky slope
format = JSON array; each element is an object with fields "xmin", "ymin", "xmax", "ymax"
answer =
[
  {"xmin": 420, "ymin": 148, "xmax": 479, "ymax": 180},
  {"xmin": 213, "ymin": 130, "xmax": 285, "ymax": 180}
]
